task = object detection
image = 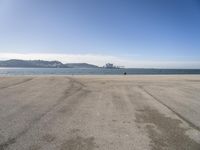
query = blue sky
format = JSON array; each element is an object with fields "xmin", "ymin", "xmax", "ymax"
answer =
[{"xmin": 0, "ymin": 0, "xmax": 200, "ymax": 68}]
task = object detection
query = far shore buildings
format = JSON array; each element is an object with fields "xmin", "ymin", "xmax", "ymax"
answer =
[
  {"xmin": 105, "ymin": 63, "xmax": 114, "ymax": 68},
  {"xmin": 103, "ymin": 63, "xmax": 124, "ymax": 69}
]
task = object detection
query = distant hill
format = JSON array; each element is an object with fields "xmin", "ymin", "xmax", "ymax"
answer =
[
  {"xmin": 64, "ymin": 63, "xmax": 98, "ymax": 68},
  {"xmin": 0, "ymin": 59, "xmax": 99, "ymax": 68}
]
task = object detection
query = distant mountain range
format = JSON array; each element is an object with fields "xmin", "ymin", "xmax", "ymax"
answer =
[{"xmin": 0, "ymin": 59, "xmax": 99, "ymax": 68}]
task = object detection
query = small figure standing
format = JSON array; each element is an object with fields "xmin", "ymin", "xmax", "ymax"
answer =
[{"xmin": 123, "ymin": 72, "xmax": 127, "ymax": 75}]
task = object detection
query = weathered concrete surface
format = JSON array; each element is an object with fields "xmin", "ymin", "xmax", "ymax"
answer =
[{"xmin": 0, "ymin": 75, "xmax": 200, "ymax": 150}]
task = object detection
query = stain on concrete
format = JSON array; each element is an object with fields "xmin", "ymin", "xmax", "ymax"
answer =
[
  {"xmin": 0, "ymin": 134, "xmax": 5, "ymax": 144},
  {"xmin": 139, "ymin": 86, "xmax": 200, "ymax": 132},
  {"xmin": 70, "ymin": 129, "xmax": 81, "ymax": 134},
  {"xmin": 42, "ymin": 134, "xmax": 56, "ymax": 143},
  {"xmin": 29, "ymin": 144, "xmax": 41, "ymax": 150},
  {"xmin": 112, "ymin": 93, "xmax": 127, "ymax": 112},
  {"xmin": 60, "ymin": 136, "xmax": 96, "ymax": 150},
  {"xmin": 0, "ymin": 138, "xmax": 16, "ymax": 150},
  {"xmin": 58, "ymin": 89, "xmax": 90, "ymax": 114},
  {"xmin": 136, "ymin": 107, "xmax": 200, "ymax": 150}
]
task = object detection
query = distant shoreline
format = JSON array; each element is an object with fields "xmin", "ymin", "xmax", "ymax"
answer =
[{"xmin": 0, "ymin": 59, "xmax": 99, "ymax": 68}]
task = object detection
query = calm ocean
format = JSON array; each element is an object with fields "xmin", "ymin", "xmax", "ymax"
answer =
[{"xmin": 0, "ymin": 68, "xmax": 200, "ymax": 76}]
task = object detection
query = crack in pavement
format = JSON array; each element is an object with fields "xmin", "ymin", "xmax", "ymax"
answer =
[
  {"xmin": 0, "ymin": 78, "xmax": 33, "ymax": 90},
  {"xmin": 138, "ymin": 85, "xmax": 200, "ymax": 132},
  {"xmin": 0, "ymin": 77, "xmax": 86, "ymax": 150}
]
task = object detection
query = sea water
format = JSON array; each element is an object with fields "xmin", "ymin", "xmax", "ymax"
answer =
[{"xmin": 0, "ymin": 68, "xmax": 200, "ymax": 76}]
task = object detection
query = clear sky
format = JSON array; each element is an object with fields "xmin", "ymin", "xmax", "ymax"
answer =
[{"xmin": 0, "ymin": 0, "xmax": 200, "ymax": 68}]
